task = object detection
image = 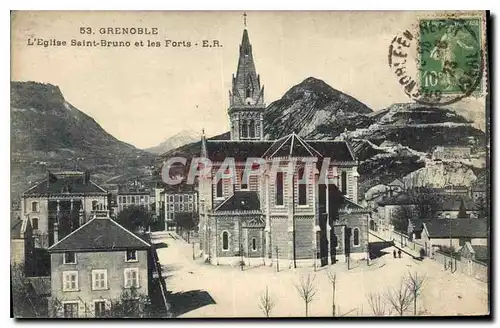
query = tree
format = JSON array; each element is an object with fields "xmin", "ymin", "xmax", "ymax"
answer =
[
  {"xmin": 457, "ymin": 199, "xmax": 468, "ymax": 218},
  {"xmin": 295, "ymin": 274, "xmax": 318, "ymax": 317},
  {"xmin": 391, "ymin": 205, "xmax": 413, "ymax": 233},
  {"xmin": 367, "ymin": 292, "xmax": 389, "ymax": 316},
  {"xmin": 11, "ymin": 264, "xmax": 47, "ymax": 318},
  {"xmin": 108, "ymin": 287, "xmax": 156, "ymax": 318},
  {"xmin": 385, "ymin": 278, "xmax": 414, "ymax": 316},
  {"xmin": 117, "ymin": 205, "xmax": 153, "ymax": 233},
  {"xmin": 259, "ymin": 286, "xmax": 276, "ymax": 318},
  {"xmin": 405, "ymin": 271, "xmax": 427, "ymax": 316},
  {"xmin": 325, "ymin": 271, "xmax": 337, "ymax": 316}
]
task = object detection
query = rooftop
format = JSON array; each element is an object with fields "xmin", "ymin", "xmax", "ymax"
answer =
[
  {"xmin": 215, "ymin": 191, "xmax": 261, "ymax": 212},
  {"xmin": 24, "ymin": 171, "xmax": 107, "ymax": 195},
  {"xmin": 423, "ymin": 218, "xmax": 488, "ymax": 239},
  {"xmin": 48, "ymin": 216, "xmax": 151, "ymax": 253}
]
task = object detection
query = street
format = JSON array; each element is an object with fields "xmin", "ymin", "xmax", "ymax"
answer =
[{"xmin": 152, "ymin": 232, "xmax": 489, "ymax": 317}]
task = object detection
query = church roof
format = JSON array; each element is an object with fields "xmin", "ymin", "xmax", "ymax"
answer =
[
  {"xmin": 215, "ymin": 191, "xmax": 261, "ymax": 212},
  {"xmin": 206, "ymin": 140, "xmax": 273, "ymax": 162},
  {"xmin": 48, "ymin": 216, "xmax": 151, "ymax": 252},
  {"xmin": 205, "ymin": 135, "xmax": 356, "ymax": 163},
  {"xmin": 262, "ymin": 133, "xmax": 323, "ymax": 158}
]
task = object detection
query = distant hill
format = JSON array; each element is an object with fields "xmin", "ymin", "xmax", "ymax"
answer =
[
  {"xmin": 11, "ymin": 81, "xmax": 156, "ymax": 197},
  {"xmin": 145, "ymin": 130, "xmax": 200, "ymax": 155},
  {"xmin": 264, "ymin": 77, "xmax": 373, "ymax": 139}
]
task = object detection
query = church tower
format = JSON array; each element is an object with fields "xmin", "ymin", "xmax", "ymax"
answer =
[{"xmin": 228, "ymin": 17, "xmax": 265, "ymax": 141}]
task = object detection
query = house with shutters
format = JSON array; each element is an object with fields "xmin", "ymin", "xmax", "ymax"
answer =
[
  {"xmin": 196, "ymin": 25, "xmax": 370, "ymax": 269},
  {"xmin": 47, "ymin": 213, "xmax": 151, "ymax": 318}
]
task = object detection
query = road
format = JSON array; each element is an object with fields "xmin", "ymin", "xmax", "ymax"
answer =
[{"xmin": 152, "ymin": 232, "xmax": 489, "ymax": 318}]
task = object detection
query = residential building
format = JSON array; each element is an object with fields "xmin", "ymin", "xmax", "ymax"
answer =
[
  {"xmin": 460, "ymin": 242, "xmax": 488, "ymax": 265},
  {"xmin": 410, "ymin": 218, "xmax": 487, "ymax": 256},
  {"xmin": 47, "ymin": 214, "xmax": 151, "ymax": 318},
  {"xmin": 21, "ymin": 171, "xmax": 109, "ymax": 248},
  {"xmin": 116, "ymin": 189, "xmax": 152, "ymax": 214},
  {"xmin": 436, "ymin": 195, "xmax": 476, "ymax": 219},
  {"xmin": 470, "ymin": 173, "xmax": 487, "ymax": 201},
  {"xmin": 197, "ymin": 26, "xmax": 369, "ymax": 268},
  {"xmin": 161, "ymin": 183, "xmax": 198, "ymax": 231}
]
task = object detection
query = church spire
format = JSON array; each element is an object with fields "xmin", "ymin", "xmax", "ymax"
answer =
[{"xmin": 228, "ymin": 14, "xmax": 266, "ymax": 141}]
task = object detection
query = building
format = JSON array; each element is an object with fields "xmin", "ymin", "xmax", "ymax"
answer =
[
  {"xmin": 196, "ymin": 26, "xmax": 369, "ymax": 268},
  {"xmin": 470, "ymin": 173, "xmax": 487, "ymax": 201},
  {"xmin": 435, "ymin": 195, "xmax": 476, "ymax": 219},
  {"xmin": 116, "ymin": 189, "xmax": 152, "ymax": 214},
  {"xmin": 161, "ymin": 183, "xmax": 198, "ymax": 231},
  {"xmin": 21, "ymin": 171, "xmax": 109, "ymax": 248},
  {"xmin": 11, "ymin": 216, "xmax": 35, "ymax": 276},
  {"xmin": 410, "ymin": 218, "xmax": 487, "ymax": 256},
  {"xmin": 460, "ymin": 242, "xmax": 488, "ymax": 265},
  {"xmin": 47, "ymin": 213, "xmax": 151, "ymax": 318},
  {"xmin": 432, "ymin": 146, "xmax": 471, "ymax": 161}
]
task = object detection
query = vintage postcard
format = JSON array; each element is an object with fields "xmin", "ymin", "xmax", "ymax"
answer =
[{"xmin": 10, "ymin": 11, "xmax": 490, "ymax": 318}]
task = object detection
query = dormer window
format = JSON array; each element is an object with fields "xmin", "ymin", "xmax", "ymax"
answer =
[
  {"xmin": 126, "ymin": 250, "xmax": 137, "ymax": 262},
  {"xmin": 63, "ymin": 251, "xmax": 76, "ymax": 264}
]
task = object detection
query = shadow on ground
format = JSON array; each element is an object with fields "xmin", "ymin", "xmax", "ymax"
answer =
[
  {"xmin": 154, "ymin": 242, "xmax": 169, "ymax": 249},
  {"xmin": 167, "ymin": 289, "xmax": 216, "ymax": 317},
  {"xmin": 368, "ymin": 241, "xmax": 394, "ymax": 260}
]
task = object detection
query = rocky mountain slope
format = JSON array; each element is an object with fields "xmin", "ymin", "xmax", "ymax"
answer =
[
  {"xmin": 264, "ymin": 77, "xmax": 373, "ymax": 139},
  {"xmin": 145, "ymin": 130, "xmax": 200, "ymax": 155},
  {"xmin": 11, "ymin": 81, "xmax": 156, "ymax": 197}
]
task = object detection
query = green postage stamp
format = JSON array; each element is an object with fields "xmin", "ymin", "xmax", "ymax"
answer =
[{"xmin": 419, "ymin": 18, "xmax": 483, "ymax": 98}]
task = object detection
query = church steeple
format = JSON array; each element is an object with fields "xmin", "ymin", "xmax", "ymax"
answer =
[{"xmin": 228, "ymin": 16, "xmax": 266, "ymax": 141}]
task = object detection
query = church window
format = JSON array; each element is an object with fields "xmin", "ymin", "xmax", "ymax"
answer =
[
  {"xmin": 275, "ymin": 172, "xmax": 284, "ymax": 206},
  {"xmin": 216, "ymin": 178, "xmax": 223, "ymax": 198},
  {"xmin": 353, "ymin": 228, "xmax": 360, "ymax": 247},
  {"xmin": 240, "ymin": 171, "xmax": 248, "ymax": 190},
  {"xmin": 249, "ymin": 120, "xmax": 255, "ymax": 138},
  {"xmin": 246, "ymin": 86, "xmax": 251, "ymax": 98},
  {"xmin": 298, "ymin": 168, "xmax": 307, "ymax": 205},
  {"xmin": 241, "ymin": 120, "xmax": 248, "ymax": 138},
  {"xmin": 341, "ymin": 171, "xmax": 347, "ymax": 195},
  {"xmin": 251, "ymin": 238, "xmax": 257, "ymax": 251},
  {"xmin": 222, "ymin": 231, "xmax": 229, "ymax": 250}
]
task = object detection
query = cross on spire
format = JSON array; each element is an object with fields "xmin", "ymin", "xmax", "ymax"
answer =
[{"xmin": 243, "ymin": 12, "xmax": 247, "ymax": 27}]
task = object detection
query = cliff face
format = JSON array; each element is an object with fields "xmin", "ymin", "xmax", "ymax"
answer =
[{"xmin": 11, "ymin": 81, "xmax": 156, "ymax": 196}]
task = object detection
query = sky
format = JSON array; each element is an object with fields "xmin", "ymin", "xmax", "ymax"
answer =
[{"xmin": 11, "ymin": 11, "xmax": 487, "ymax": 149}]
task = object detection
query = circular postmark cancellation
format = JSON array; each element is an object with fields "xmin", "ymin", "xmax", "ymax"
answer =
[{"xmin": 388, "ymin": 17, "xmax": 484, "ymax": 106}]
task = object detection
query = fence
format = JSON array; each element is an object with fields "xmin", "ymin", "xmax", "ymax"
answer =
[{"xmin": 433, "ymin": 250, "xmax": 488, "ymax": 283}]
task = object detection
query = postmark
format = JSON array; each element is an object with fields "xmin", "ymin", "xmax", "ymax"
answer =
[{"xmin": 388, "ymin": 17, "xmax": 484, "ymax": 105}]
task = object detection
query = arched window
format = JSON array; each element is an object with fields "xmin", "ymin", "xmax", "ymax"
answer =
[
  {"xmin": 241, "ymin": 120, "xmax": 249, "ymax": 138},
  {"xmin": 249, "ymin": 120, "xmax": 255, "ymax": 138},
  {"xmin": 298, "ymin": 167, "xmax": 307, "ymax": 205},
  {"xmin": 31, "ymin": 201, "xmax": 39, "ymax": 212},
  {"xmin": 246, "ymin": 86, "xmax": 252, "ymax": 98},
  {"xmin": 216, "ymin": 178, "xmax": 223, "ymax": 198},
  {"xmin": 341, "ymin": 171, "xmax": 347, "ymax": 195},
  {"xmin": 222, "ymin": 231, "xmax": 229, "ymax": 250},
  {"xmin": 92, "ymin": 200, "xmax": 98, "ymax": 211},
  {"xmin": 240, "ymin": 171, "xmax": 248, "ymax": 190},
  {"xmin": 275, "ymin": 172, "xmax": 284, "ymax": 206},
  {"xmin": 31, "ymin": 218, "xmax": 39, "ymax": 230},
  {"xmin": 353, "ymin": 228, "xmax": 360, "ymax": 247},
  {"xmin": 252, "ymin": 237, "xmax": 257, "ymax": 251}
]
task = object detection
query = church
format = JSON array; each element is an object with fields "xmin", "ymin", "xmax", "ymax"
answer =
[{"xmin": 197, "ymin": 23, "xmax": 370, "ymax": 268}]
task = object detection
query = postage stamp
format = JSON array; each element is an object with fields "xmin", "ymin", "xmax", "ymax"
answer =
[{"xmin": 419, "ymin": 18, "xmax": 483, "ymax": 96}]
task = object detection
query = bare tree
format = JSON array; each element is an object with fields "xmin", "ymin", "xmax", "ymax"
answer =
[
  {"xmin": 385, "ymin": 279, "xmax": 414, "ymax": 316},
  {"xmin": 405, "ymin": 271, "xmax": 427, "ymax": 316},
  {"xmin": 325, "ymin": 271, "xmax": 337, "ymax": 316},
  {"xmin": 367, "ymin": 292, "xmax": 389, "ymax": 316},
  {"xmin": 259, "ymin": 286, "xmax": 276, "ymax": 318},
  {"xmin": 295, "ymin": 273, "xmax": 318, "ymax": 317}
]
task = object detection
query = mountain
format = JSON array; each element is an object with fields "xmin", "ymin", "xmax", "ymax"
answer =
[
  {"xmin": 264, "ymin": 77, "xmax": 373, "ymax": 139},
  {"xmin": 145, "ymin": 130, "xmax": 200, "ymax": 155},
  {"xmin": 11, "ymin": 81, "xmax": 156, "ymax": 197}
]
